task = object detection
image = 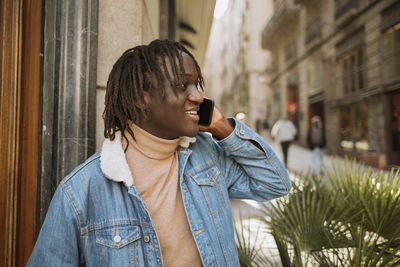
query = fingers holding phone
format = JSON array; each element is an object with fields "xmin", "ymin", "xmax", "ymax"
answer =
[{"xmin": 198, "ymin": 98, "xmax": 234, "ymax": 140}]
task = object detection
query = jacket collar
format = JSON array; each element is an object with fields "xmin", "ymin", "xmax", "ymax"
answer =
[{"xmin": 100, "ymin": 131, "xmax": 196, "ymax": 188}]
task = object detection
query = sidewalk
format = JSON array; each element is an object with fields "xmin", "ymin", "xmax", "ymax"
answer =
[{"xmin": 230, "ymin": 133, "xmax": 329, "ymax": 265}]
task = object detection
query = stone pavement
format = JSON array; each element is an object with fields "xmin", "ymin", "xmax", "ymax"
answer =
[{"xmin": 230, "ymin": 132, "xmax": 331, "ymax": 265}]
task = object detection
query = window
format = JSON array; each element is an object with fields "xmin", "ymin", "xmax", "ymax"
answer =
[
  {"xmin": 357, "ymin": 49, "xmax": 364, "ymax": 89},
  {"xmin": 339, "ymin": 100, "xmax": 368, "ymax": 151},
  {"xmin": 307, "ymin": 59, "xmax": 323, "ymax": 95},
  {"xmin": 305, "ymin": 17, "xmax": 321, "ymax": 45},
  {"xmin": 339, "ymin": 46, "xmax": 364, "ymax": 94},
  {"xmin": 382, "ymin": 22, "xmax": 400, "ymax": 82},
  {"xmin": 284, "ymin": 40, "xmax": 297, "ymax": 62}
]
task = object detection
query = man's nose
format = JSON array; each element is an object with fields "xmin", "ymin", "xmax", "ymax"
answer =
[{"xmin": 188, "ymin": 86, "xmax": 204, "ymax": 103}]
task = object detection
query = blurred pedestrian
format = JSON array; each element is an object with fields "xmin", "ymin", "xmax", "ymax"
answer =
[
  {"xmin": 271, "ymin": 116, "xmax": 297, "ymax": 166},
  {"xmin": 259, "ymin": 119, "xmax": 271, "ymax": 140},
  {"xmin": 256, "ymin": 119, "xmax": 262, "ymax": 133},
  {"xmin": 307, "ymin": 116, "xmax": 325, "ymax": 174},
  {"xmin": 263, "ymin": 120, "xmax": 269, "ymax": 131},
  {"xmin": 28, "ymin": 39, "xmax": 291, "ymax": 266}
]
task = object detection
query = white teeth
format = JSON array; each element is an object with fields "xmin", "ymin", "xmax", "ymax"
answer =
[{"xmin": 185, "ymin": 111, "xmax": 197, "ymax": 115}]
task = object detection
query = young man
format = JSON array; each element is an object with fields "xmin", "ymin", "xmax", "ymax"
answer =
[
  {"xmin": 271, "ymin": 117, "xmax": 297, "ymax": 167},
  {"xmin": 28, "ymin": 40, "xmax": 291, "ymax": 266}
]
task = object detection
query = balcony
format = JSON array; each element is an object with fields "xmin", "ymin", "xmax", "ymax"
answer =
[
  {"xmin": 261, "ymin": 0, "xmax": 299, "ymax": 50},
  {"xmin": 335, "ymin": 0, "xmax": 358, "ymax": 19},
  {"xmin": 294, "ymin": 0, "xmax": 316, "ymax": 5}
]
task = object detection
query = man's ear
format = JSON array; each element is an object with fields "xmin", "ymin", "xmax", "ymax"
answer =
[
  {"xmin": 133, "ymin": 92, "xmax": 149, "ymax": 110},
  {"xmin": 142, "ymin": 91, "xmax": 150, "ymax": 106}
]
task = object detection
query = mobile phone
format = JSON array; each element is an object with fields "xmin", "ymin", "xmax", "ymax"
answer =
[{"xmin": 198, "ymin": 98, "xmax": 214, "ymax": 126}]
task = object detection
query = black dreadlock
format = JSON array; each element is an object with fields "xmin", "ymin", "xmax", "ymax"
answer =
[{"xmin": 103, "ymin": 39, "xmax": 204, "ymax": 150}]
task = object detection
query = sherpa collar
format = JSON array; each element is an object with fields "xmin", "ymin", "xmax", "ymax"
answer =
[{"xmin": 100, "ymin": 131, "xmax": 196, "ymax": 188}]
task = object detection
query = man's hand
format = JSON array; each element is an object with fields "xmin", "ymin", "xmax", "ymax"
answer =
[{"xmin": 199, "ymin": 105, "xmax": 234, "ymax": 140}]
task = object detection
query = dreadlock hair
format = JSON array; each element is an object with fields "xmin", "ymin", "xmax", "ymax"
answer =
[{"xmin": 103, "ymin": 39, "xmax": 204, "ymax": 150}]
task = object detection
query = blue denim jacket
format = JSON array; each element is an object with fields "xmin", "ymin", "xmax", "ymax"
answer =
[{"xmin": 28, "ymin": 119, "xmax": 291, "ymax": 266}]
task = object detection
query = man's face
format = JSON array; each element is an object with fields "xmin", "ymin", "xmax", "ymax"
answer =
[{"xmin": 139, "ymin": 52, "xmax": 204, "ymax": 139}]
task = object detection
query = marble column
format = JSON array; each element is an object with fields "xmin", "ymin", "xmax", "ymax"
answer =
[{"xmin": 39, "ymin": 0, "xmax": 98, "ymax": 226}]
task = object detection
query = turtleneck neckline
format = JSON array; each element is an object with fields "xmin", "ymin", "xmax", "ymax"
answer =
[{"xmin": 123, "ymin": 123, "xmax": 180, "ymax": 160}]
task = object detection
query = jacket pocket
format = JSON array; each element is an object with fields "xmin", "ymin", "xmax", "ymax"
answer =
[
  {"xmin": 96, "ymin": 225, "xmax": 143, "ymax": 266},
  {"xmin": 191, "ymin": 166, "xmax": 226, "ymax": 216}
]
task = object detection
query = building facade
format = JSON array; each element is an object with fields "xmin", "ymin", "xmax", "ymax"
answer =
[
  {"xmin": 262, "ymin": 0, "xmax": 400, "ymax": 168},
  {"xmin": 204, "ymin": 0, "xmax": 273, "ymax": 129}
]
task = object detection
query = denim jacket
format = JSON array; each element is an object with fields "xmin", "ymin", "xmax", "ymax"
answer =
[{"xmin": 28, "ymin": 119, "xmax": 291, "ymax": 266}]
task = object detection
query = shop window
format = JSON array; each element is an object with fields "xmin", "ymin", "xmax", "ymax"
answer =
[
  {"xmin": 340, "ymin": 101, "xmax": 369, "ymax": 151},
  {"xmin": 340, "ymin": 106, "xmax": 352, "ymax": 150},
  {"xmin": 392, "ymin": 93, "xmax": 400, "ymax": 152},
  {"xmin": 382, "ymin": 22, "xmax": 400, "ymax": 82},
  {"xmin": 354, "ymin": 101, "xmax": 368, "ymax": 151}
]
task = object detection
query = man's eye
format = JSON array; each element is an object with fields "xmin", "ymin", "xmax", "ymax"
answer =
[{"xmin": 176, "ymin": 83, "xmax": 186, "ymax": 90}]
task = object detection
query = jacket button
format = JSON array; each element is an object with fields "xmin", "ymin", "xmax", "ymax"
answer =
[
  {"xmin": 113, "ymin": 235, "xmax": 121, "ymax": 243},
  {"xmin": 144, "ymin": 235, "xmax": 150, "ymax": 242}
]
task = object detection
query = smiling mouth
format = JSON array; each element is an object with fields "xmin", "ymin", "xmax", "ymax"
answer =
[{"xmin": 185, "ymin": 111, "xmax": 198, "ymax": 115}]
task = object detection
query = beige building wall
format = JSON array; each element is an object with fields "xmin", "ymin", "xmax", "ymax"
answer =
[
  {"xmin": 245, "ymin": 0, "xmax": 272, "ymax": 128},
  {"xmin": 95, "ymin": 0, "xmax": 160, "ymax": 149},
  {"xmin": 204, "ymin": 0, "xmax": 273, "ymax": 129},
  {"xmin": 204, "ymin": 0, "xmax": 247, "ymax": 117}
]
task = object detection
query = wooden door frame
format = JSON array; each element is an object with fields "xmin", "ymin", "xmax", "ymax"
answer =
[
  {"xmin": 0, "ymin": 1, "xmax": 23, "ymax": 265},
  {"xmin": 18, "ymin": 0, "xmax": 42, "ymax": 265},
  {"xmin": 0, "ymin": 0, "xmax": 42, "ymax": 266}
]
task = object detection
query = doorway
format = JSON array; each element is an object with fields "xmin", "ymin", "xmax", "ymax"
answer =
[
  {"xmin": 389, "ymin": 91, "xmax": 400, "ymax": 166},
  {"xmin": 286, "ymin": 85, "xmax": 299, "ymax": 131},
  {"xmin": 308, "ymin": 101, "xmax": 324, "ymax": 126}
]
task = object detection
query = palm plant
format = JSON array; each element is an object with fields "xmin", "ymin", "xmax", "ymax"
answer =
[
  {"xmin": 234, "ymin": 215, "xmax": 283, "ymax": 267},
  {"xmin": 326, "ymin": 161, "xmax": 400, "ymax": 241},
  {"xmin": 324, "ymin": 161, "xmax": 400, "ymax": 266},
  {"xmin": 258, "ymin": 159, "xmax": 400, "ymax": 266},
  {"xmin": 260, "ymin": 172, "xmax": 354, "ymax": 266}
]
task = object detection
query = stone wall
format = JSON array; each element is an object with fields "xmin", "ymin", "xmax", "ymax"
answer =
[{"xmin": 95, "ymin": 0, "xmax": 160, "ymax": 149}]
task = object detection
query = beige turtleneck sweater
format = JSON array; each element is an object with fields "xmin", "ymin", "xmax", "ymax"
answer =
[{"xmin": 123, "ymin": 124, "xmax": 202, "ymax": 267}]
